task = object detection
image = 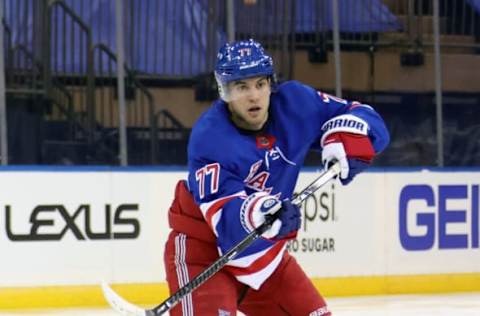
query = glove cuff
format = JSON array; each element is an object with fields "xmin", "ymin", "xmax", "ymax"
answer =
[{"xmin": 326, "ymin": 132, "xmax": 375, "ymax": 163}]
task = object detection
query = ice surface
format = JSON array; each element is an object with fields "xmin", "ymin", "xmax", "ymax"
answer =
[{"xmin": 0, "ymin": 292, "xmax": 479, "ymax": 316}]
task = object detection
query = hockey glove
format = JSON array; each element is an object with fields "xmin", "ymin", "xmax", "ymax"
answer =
[
  {"xmin": 321, "ymin": 132, "xmax": 375, "ymax": 185},
  {"xmin": 241, "ymin": 192, "xmax": 301, "ymax": 240},
  {"xmin": 320, "ymin": 114, "xmax": 375, "ymax": 185}
]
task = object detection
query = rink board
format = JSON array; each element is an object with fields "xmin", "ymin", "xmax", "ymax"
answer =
[{"xmin": 0, "ymin": 168, "xmax": 479, "ymax": 309}]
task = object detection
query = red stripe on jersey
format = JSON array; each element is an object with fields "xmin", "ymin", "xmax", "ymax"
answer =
[
  {"xmin": 225, "ymin": 241, "xmax": 285, "ymax": 276},
  {"xmin": 348, "ymin": 101, "xmax": 362, "ymax": 110},
  {"xmin": 204, "ymin": 195, "xmax": 238, "ymax": 228}
]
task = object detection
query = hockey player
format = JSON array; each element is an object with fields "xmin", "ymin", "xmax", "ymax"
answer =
[{"xmin": 164, "ymin": 39, "xmax": 389, "ymax": 315}]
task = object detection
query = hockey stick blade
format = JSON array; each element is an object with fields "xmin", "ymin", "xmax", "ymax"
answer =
[
  {"xmin": 101, "ymin": 281, "xmax": 154, "ymax": 316},
  {"xmin": 102, "ymin": 162, "xmax": 340, "ymax": 316}
]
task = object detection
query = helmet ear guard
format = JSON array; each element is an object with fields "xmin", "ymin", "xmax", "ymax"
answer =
[
  {"xmin": 214, "ymin": 39, "xmax": 276, "ymax": 101},
  {"xmin": 214, "ymin": 71, "xmax": 231, "ymax": 102}
]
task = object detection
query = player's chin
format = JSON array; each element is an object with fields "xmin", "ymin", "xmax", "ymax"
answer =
[{"xmin": 246, "ymin": 115, "xmax": 267, "ymax": 129}]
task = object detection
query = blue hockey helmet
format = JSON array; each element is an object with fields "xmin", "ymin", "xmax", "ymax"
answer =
[{"xmin": 214, "ymin": 39, "xmax": 275, "ymax": 101}]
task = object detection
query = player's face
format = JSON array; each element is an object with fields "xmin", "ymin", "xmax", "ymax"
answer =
[{"xmin": 227, "ymin": 76, "xmax": 271, "ymax": 131}]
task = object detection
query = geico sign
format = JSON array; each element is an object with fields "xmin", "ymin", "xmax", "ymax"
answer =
[
  {"xmin": 399, "ymin": 184, "xmax": 479, "ymax": 250},
  {"xmin": 4, "ymin": 204, "xmax": 140, "ymax": 241}
]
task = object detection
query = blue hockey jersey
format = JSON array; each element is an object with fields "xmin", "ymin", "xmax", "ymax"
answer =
[{"xmin": 187, "ymin": 80, "xmax": 389, "ymax": 289}]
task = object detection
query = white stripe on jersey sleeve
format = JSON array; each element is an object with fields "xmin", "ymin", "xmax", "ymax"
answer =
[
  {"xmin": 210, "ymin": 210, "xmax": 222, "ymax": 237},
  {"xmin": 198, "ymin": 190, "xmax": 246, "ymax": 218}
]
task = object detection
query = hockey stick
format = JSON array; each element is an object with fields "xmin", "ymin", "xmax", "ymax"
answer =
[{"xmin": 102, "ymin": 162, "xmax": 341, "ymax": 316}]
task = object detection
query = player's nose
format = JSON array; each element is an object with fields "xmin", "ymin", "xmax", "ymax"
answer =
[{"xmin": 247, "ymin": 87, "xmax": 261, "ymax": 101}]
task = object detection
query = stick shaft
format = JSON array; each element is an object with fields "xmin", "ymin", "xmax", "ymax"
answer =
[{"xmin": 151, "ymin": 162, "xmax": 341, "ymax": 315}]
